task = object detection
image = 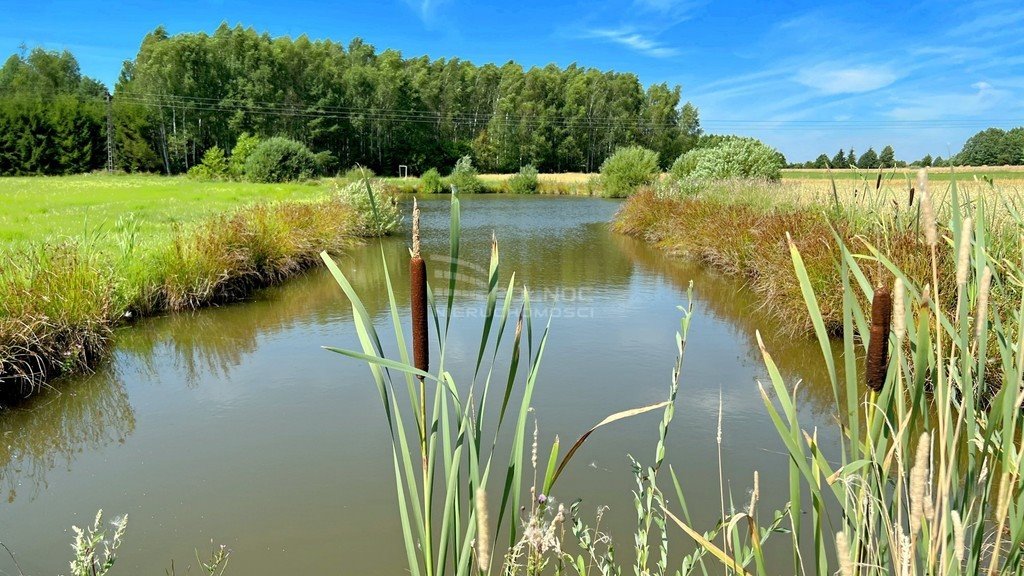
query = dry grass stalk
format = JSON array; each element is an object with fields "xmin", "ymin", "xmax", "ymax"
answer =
[
  {"xmin": 893, "ymin": 279, "xmax": 906, "ymax": 342},
  {"xmin": 835, "ymin": 531, "xmax": 854, "ymax": 576}
]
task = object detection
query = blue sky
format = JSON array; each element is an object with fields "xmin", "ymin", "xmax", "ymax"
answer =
[{"xmin": 2, "ymin": 0, "xmax": 1022, "ymax": 162}]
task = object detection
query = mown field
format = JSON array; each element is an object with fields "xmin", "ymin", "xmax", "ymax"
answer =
[{"xmin": 0, "ymin": 174, "xmax": 334, "ymax": 246}]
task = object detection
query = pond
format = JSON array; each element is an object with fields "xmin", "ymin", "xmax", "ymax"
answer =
[{"xmin": 1, "ymin": 195, "xmax": 838, "ymax": 574}]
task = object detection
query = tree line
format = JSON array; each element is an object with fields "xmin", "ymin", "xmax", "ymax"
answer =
[
  {"xmin": 1, "ymin": 25, "xmax": 704, "ymax": 176},
  {"xmin": 798, "ymin": 126, "xmax": 1024, "ymax": 170},
  {"xmin": 0, "ymin": 47, "xmax": 109, "ymax": 175}
]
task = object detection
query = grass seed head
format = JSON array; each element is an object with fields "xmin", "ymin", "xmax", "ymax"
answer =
[
  {"xmin": 893, "ymin": 278, "xmax": 906, "ymax": 342},
  {"xmin": 476, "ymin": 487, "xmax": 490, "ymax": 572},
  {"xmin": 956, "ymin": 217, "xmax": 973, "ymax": 286}
]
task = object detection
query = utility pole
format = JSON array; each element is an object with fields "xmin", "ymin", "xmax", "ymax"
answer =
[{"xmin": 105, "ymin": 91, "xmax": 115, "ymax": 173}]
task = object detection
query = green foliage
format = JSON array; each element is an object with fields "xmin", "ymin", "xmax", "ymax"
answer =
[
  {"xmin": 599, "ymin": 145, "xmax": 660, "ymax": 197},
  {"xmin": 447, "ymin": 155, "xmax": 482, "ymax": 194},
  {"xmin": 919, "ymin": 153, "xmax": 933, "ymax": 167},
  {"xmin": 879, "ymin": 144, "xmax": 895, "ymax": 168},
  {"xmin": 956, "ymin": 126, "xmax": 1024, "ymax": 166},
  {"xmin": 187, "ymin": 145, "xmax": 228, "ymax": 180},
  {"xmin": 0, "ymin": 47, "xmax": 106, "ymax": 175},
  {"xmin": 335, "ymin": 178, "xmax": 400, "ymax": 236},
  {"xmin": 244, "ymin": 137, "xmax": 317, "ymax": 183},
  {"xmin": 229, "ymin": 132, "xmax": 260, "ymax": 178},
  {"xmin": 68, "ymin": 510, "xmax": 127, "ymax": 576},
  {"xmin": 848, "ymin": 148, "xmax": 857, "ymax": 166},
  {"xmin": 812, "ymin": 153, "xmax": 829, "ymax": 169},
  {"xmin": 419, "ymin": 167, "xmax": 443, "ymax": 194},
  {"xmin": 831, "ymin": 148, "xmax": 847, "ymax": 168},
  {"xmin": 99, "ymin": 26, "xmax": 702, "ymax": 174},
  {"xmin": 857, "ymin": 146, "xmax": 879, "ymax": 169},
  {"xmin": 672, "ymin": 136, "xmax": 782, "ymax": 181},
  {"xmin": 507, "ymin": 164, "xmax": 539, "ymax": 194}
]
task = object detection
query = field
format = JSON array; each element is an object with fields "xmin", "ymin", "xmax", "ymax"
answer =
[
  {"xmin": 782, "ymin": 165, "xmax": 1024, "ymax": 183},
  {"xmin": 0, "ymin": 174, "xmax": 334, "ymax": 245}
]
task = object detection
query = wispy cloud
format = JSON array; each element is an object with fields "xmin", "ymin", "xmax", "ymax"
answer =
[
  {"xmin": 583, "ymin": 27, "xmax": 680, "ymax": 58},
  {"xmin": 404, "ymin": 0, "xmax": 451, "ymax": 25},
  {"xmin": 795, "ymin": 65, "xmax": 900, "ymax": 94},
  {"xmin": 886, "ymin": 81, "xmax": 1012, "ymax": 121}
]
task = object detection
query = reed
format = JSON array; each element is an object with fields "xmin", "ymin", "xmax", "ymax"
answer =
[{"xmin": 664, "ymin": 171, "xmax": 1024, "ymax": 575}]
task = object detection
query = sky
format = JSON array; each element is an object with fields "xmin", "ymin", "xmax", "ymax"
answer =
[{"xmin": 1, "ymin": 0, "xmax": 1022, "ymax": 162}]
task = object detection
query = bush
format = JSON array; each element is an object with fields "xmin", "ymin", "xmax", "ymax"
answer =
[
  {"xmin": 420, "ymin": 167, "xmax": 443, "ymax": 194},
  {"xmin": 447, "ymin": 155, "xmax": 482, "ymax": 194},
  {"xmin": 244, "ymin": 137, "xmax": 317, "ymax": 183},
  {"xmin": 336, "ymin": 179, "xmax": 401, "ymax": 236},
  {"xmin": 671, "ymin": 137, "xmax": 782, "ymax": 181},
  {"xmin": 229, "ymin": 133, "xmax": 260, "ymax": 178},
  {"xmin": 186, "ymin": 145, "xmax": 229, "ymax": 180},
  {"xmin": 599, "ymin": 146, "xmax": 660, "ymax": 198},
  {"xmin": 507, "ymin": 164, "xmax": 539, "ymax": 194}
]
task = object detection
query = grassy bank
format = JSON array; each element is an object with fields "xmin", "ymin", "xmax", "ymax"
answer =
[
  {"xmin": 0, "ymin": 178, "xmax": 366, "ymax": 400},
  {"xmin": 615, "ymin": 176, "xmax": 1020, "ymax": 335},
  {"xmin": 782, "ymin": 165, "xmax": 1024, "ymax": 183}
]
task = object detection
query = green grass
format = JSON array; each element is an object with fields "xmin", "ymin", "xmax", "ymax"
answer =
[
  {"xmin": 0, "ymin": 173, "xmax": 376, "ymax": 398},
  {"xmin": 0, "ymin": 173, "xmax": 332, "ymax": 245}
]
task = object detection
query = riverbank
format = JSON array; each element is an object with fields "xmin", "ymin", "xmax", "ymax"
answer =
[
  {"xmin": 1, "ymin": 196, "xmax": 361, "ymax": 400},
  {"xmin": 613, "ymin": 177, "xmax": 1019, "ymax": 335}
]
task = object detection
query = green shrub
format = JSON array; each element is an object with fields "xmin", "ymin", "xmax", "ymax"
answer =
[
  {"xmin": 340, "ymin": 166, "xmax": 375, "ymax": 186},
  {"xmin": 186, "ymin": 145, "xmax": 229, "ymax": 180},
  {"xmin": 447, "ymin": 155, "xmax": 482, "ymax": 194},
  {"xmin": 313, "ymin": 151, "xmax": 338, "ymax": 176},
  {"xmin": 336, "ymin": 179, "xmax": 401, "ymax": 236},
  {"xmin": 599, "ymin": 146, "xmax": 660, "ymax": 198},
  {"xmin": 229, "ymin": 132, "xmax": 260, "ymax": 178},
  {"xmin": 507, "ymin": 164, "xmax": 539, "ymax": 194},
  {"xmin": 672, "ymin": 137, "xmax": 782, "ymax": 181},
  {"xmin": 420, "ymin": 167, "xmax": 443, "ymax": 194},
  {"xmin": 244, "ymin": 137, "xmax": 317, "ymax": 183}
]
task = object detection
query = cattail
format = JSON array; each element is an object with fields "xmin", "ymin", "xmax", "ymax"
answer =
[
  {"xmin": 835, "ymin": 531, "xmax": 855, "ymax": 576},
  {"xmin": 951, "ymin": 510, "xmax": 965, "ymax": 565},
  {"xmin": 894, "ymin": 279, "xmax": 906, "ymax": 342},
  {"xmin": 910, "ymin": 431, "xmax": 931, "ymax": 536},
  {"xmin": 876, "ymin": 172, "xmax": 883, "ymax": 191},
  {"xmin": 918, "ymin": 169, "xmax": 937, "ymax": 247},
  {"xmin": 410, "ymin": 199, "xmax": 429, "ymax": 377},
  {"xmin": 866, "ymin": 285, "xmax": 893, "ymax": 392},
  {"xmin": 956, "ymin": 218, "xmax": 973, "ymax": 286},
  {"xmin": 975, "ymin": 266, "xmax": 992, "ymax": 341},
  {"xmin": 747, "ymin": 471, "xmax": 759, "ymax": 516},
  {"xmin": 908, "ymin": 185, "xmax": 915, "ymax": 208},
  {"xmin": 476, "ymin": 487, "xmax": 491, "ymax": 572}
]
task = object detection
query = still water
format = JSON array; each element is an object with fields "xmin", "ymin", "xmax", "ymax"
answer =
[{"xmin": 1, "ymin": 196, "xmax": 838, "ymax": 574}]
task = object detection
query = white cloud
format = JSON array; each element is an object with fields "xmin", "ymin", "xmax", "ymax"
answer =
[
  {"xmin": 795, "ymin": 65, "xmax": 899, "ymax": 94},
  {"xmin": 886, "ymin": 82, "xmax": 1009, "ymax": 121},
  {"xmin": 584, "ymin": 28, "xmax": 680, "ymax": 58}
]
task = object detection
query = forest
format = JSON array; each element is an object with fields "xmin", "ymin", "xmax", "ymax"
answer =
[{"xmin": 1, "ymin": 24, "xmax": 702, "ymax": 176}]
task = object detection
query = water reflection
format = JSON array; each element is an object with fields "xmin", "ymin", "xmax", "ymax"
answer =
[
  {"xmin": 612, "ymin": 232, "xmax": 845, "ymax": 415},
  {"xmin": 0, "ymin": 365, "xmax": 134, "ymax": 503}
]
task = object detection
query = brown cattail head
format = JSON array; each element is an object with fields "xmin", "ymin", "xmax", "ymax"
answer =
[
  {"xmin": 866, "ymin": 285, "xmax": 893, "ymax": 392},
  {"xmin": 908, "ymin": 186, "xmax": 915, "ymax": 208},
  {"xmin": 410, "ymin": 202, "xmax": 429, "ymax": 377}
]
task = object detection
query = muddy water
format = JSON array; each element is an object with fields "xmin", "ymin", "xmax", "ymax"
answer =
[{"xmin": 1, "ymin": 195, "xmax": 839, "ymax": 574}]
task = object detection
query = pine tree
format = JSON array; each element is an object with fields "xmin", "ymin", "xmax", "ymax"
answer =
[{"xmin": 831, "ymin": 148, "xmax": 847, "ymax": 168}]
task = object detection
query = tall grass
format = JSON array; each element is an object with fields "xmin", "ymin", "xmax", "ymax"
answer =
[
  {"xmin": 1, "ymin": 197, "xmax": 363, "ymax": 399},
  {"xmin": 676, "ymin": 170, "xmax": 1024, "ymax": 574}
]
